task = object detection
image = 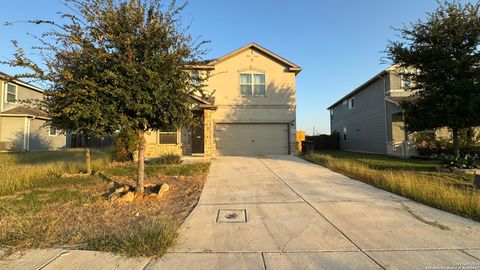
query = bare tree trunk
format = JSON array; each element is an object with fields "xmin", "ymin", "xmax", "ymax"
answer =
[
  {"xmin": 136, "ymin": 130, "xmax": 146, "ymax": 195},
  {"xmin": 452, "ymin": 128, "xmax": 460, "ymax": 156}
]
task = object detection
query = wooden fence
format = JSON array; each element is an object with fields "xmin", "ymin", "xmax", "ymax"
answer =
[
  {"xmin": 304, "ymin": 134, "xmax": 340, "ymax": 151},
  {"xmin": 69, "ymin": 134, "xmax": 115, "ymax": 148}
]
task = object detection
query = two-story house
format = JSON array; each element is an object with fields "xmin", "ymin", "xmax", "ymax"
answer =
[
  {"xmin": 0, "ymin": 72, "xmax": 66, "ymax": 151},
  {"xmin": 144, "ymin": 43, "xmax": 301, "ymax": 157},
  {"xmin": 327, "ymin": 66, "xmax": 449, "ymax": 157}
]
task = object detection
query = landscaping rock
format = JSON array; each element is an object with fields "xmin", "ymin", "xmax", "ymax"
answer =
[
  {"xmin": 119, "ymin": 191, "xmax": 135, "ymax": 202},
  {"xmin": 157, "ymin": 183, "xmax": 170, "ymax": 199}
]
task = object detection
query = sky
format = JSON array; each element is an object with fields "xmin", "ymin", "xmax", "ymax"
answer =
[{"xmin": 0, "ymin": 0, "xmax": 474, "ymax": 134}]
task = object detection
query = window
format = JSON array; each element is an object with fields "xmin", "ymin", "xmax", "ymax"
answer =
[
  {"xmin": 240, "ymin": 73, "xmax": 265, "ymax": 96},
  {"xmin": 343, "ymin": 127, "xmax": 347, "ymax": 141},
  {"xmin": 401, "ymin": 76, "xmax": 412, "ymax": 89},
  {"xmin": 348, "ymin": 97, "xmax": 355, "ymax": 110},
  {"xmin": 192, "ymin": 70, "xmax": 201, "ymax": 86},
  {"xmin": 6, "ymin": 83, "xmax": 17, "ymax": 103},
  {"xmin": 330, "ymin": 109, "xmax": 334, "ymax": 120},
  {"xmin": 159, "ymin": 131, "xmax": 177, "ymax": 144},
  {"xmin": 49, "ymin": 127, "xmax": 57, "ymax": 136}
]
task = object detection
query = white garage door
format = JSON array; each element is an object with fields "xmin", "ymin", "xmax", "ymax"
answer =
[{"xmin": 215, "ymin": 123, "xmax": 289, "ymax": 156}]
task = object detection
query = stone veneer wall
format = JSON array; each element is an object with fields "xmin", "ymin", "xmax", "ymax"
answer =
[
  {"xmin": 203, "ymin": 109, "xmax": 216, "ymax": 157},
  {"xmin": 145, "ymin": 143, "xmax": 182, "ymax": 158}
]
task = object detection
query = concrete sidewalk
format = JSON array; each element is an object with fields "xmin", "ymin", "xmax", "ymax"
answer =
[{"xmin": 2, "ymin": 156, "xmax": 480, "ymax": 269}]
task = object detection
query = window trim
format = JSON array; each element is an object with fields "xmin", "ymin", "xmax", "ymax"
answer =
[
  {"xmin": 239, "ymin": 72, "xmax": 266, "ymax": 97},
  {"xmin": 343, "ymin": 126, "xmax": 348, "ymax": 141},
  {"xmin": 158, "ymin": 131, "xmax": 178, "ymax": 145},
  {"xmin": 49, "ymin": 126, "xmax": 58, "ymax": 137},
  {"xmin": 5, "ymin": 82, "xmax": 18, "ymax": 104}
]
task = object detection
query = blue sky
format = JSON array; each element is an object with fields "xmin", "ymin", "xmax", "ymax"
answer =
[{"xmin": 0, "ymin": 0, "xmax": 472, "ymax": 134}]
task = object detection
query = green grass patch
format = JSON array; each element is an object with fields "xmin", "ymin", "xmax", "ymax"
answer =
[
  {"xmin": 86, "ymin": 221, "xmax": 178, "ymax": 257},
  {"xmin": 302, "ymin": 151, "xmax": 480, "ymax": 221}
]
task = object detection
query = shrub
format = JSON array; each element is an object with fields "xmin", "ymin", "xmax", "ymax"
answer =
[
  {"xmin": 113, "ymin": 128, "xmax": 138, "ymax": 162},
  {"xmin": 148, "ymin": 154, "xmax": 182, "ymax": 165},
  {"xmin": 439, "ymin": 153, "xmax": 480, "ymax": 169}
]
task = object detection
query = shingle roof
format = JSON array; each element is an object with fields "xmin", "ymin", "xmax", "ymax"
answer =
[{"xmin": 0, "ymin": 106, "xmax": 48, "ymax": 118}]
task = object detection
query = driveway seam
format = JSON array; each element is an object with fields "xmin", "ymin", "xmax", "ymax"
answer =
[
  {"xmin": 257, "ymin": 158, "xmax": 387, "ymax": 270},
  {"xmin": 458, "ymin": 249, "xmax": 480, "ymax": 261},
  {"xmin": 37, "ymin": 249, "xmax": 69, "ymax": 270},
  {"xmin": 261, "ymin": 252, "xmax": 267, "ymax": 270}
]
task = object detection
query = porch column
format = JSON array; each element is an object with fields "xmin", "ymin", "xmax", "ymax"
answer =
[{"xmin": 203, "ymin": 109, "xmax": 215, "ymax": 157}]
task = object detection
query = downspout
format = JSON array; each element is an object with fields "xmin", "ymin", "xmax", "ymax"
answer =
[
  {"xmin": 23, "ymin": 117, "xmax": 28, "ymax": 151},
  {"xmin": 383, "ymin": 75, "xmax": 389, "ymax": 155}
]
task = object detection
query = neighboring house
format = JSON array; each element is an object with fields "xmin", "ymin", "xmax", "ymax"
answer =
[
  {"xmin": 144, "ymin": 42, "xmax": 301, "ymax": 157},
  {"xmin": 0, "ymin": 72, "xmax": 66, "ymax": 151},
  {"xmin": 327, "ymin": 66, "xmax": 449, "ymax": 157}
]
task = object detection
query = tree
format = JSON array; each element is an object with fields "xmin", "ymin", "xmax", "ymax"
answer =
[
  {"xmin": 85, "ymin": 0, "xmax": 208, "ymax": 195},
  {"xmin": 3, "ymin": 15, "xmax": 118, "ymax": 175},
  {"xmin": 4, "ymin": 0, "xmax": 208, "ymax": 190},
  {"xmin": 386, "ymin": 1, "xmax": 480, "ymax": 155}
]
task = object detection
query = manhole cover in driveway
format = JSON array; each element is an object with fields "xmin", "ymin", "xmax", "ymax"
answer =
[{"xmin": 216, "ymin": 209, "xmax": 247, "ymax": 223}]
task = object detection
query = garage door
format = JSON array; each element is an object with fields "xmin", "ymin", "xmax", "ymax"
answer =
[{"xmin": 215, "ymin": 123, "xmax": 289, "ymax": 156}]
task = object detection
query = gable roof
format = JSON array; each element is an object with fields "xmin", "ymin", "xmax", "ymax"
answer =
[
  {"xmin": 208, "ymin": 42, "xmax": 302, "ymax": 74},
  {"xmin": 0, "ymin": 71, "xmax": 45, "ymax": 93},
  {"xmin": 327, "ymin": 66, "xmax": 400, "ymax": 110}
]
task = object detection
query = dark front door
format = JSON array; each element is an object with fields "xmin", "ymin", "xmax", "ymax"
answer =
[{"xmin": 192, "ymin": 125, "xmax": 204, "ymax": 154}]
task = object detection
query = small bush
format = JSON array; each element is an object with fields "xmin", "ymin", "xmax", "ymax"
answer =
[
  {"xmin": 113, "ymin": 128, "xmax": 138, "ymax": 162},
  {"xmin": 148, "ymin": 153, "xmax": 182, "ymax": 165}
]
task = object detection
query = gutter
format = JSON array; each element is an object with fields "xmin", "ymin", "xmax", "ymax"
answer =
[{"xmin": 0, "ymin": 113, "xmax": 49, "ymax": 120}]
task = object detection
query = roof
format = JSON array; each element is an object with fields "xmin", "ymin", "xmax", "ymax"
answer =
[
  {"xmin": 0, "ymin": 106, "xmax": 49, "ymax": 119},
  {"xmin": 190, "ymin": 95, "xmax": 217, "ymax": 109},
  {"xmin": 327, "ymin": 68, "xmax": 392, "ymax": 110},
  {"xmin": 205, "ymin": 42, "xmax": 302, "ymax": 74}
]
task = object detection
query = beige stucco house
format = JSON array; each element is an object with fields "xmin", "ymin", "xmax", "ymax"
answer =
[
  {"xmin": 144, "ymin": 43, "xmax": 301, "ymax": 157},
  {"xmin": 0, "ymin": 72, "xmax": 66, "ymax": 151}
]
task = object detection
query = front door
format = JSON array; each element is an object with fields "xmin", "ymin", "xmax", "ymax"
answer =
[{"xmin": 192, "ymin": 125, "xmax": 204, "ymax": 154}]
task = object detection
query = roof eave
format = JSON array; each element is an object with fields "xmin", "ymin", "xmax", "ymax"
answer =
[{"xmin": 327, "ymin": 70, "xmax": 388, "ymax": 110}]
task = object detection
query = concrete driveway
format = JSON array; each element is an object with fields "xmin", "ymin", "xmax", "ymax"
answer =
[{"xmin": 147, "ymin": 156, "xmax": 480, "ymax": 270}]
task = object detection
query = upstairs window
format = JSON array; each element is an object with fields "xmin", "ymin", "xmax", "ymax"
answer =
[
  {"xmin": 401, "ymin": 76, "xmax": 412, "ymax": 89},
  {"xmin": 240, "ymin": 73, "xmax": 265, "ymax": 96},
  {"xmin": 159, "ymin": 131, "xmax": 177, "ymax": 144},
  {"xmin": 192, "ymin": 70, "xmax": 201, "ymax": 86},
  {"xmin": 348, "ymin": 97, "xmax": 355, "ymax": 110},
  {"xmin": 6, "ymin": 83, "xmax": 17, "ymax": 103},
  {"xmin": 343, "ymin": 127, "xmax": 348, "ymax": 141}
]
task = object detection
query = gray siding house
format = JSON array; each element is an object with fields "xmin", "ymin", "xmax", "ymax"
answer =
[
  {"xmin": 328, "ymin": 66, "xmax": 418, "ymax": 157},
  {"xmin": 0, "ymin": 72, "xmax": 66, "ymax": 151}
]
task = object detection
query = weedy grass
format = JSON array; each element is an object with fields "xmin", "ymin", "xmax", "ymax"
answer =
[
  {"xmin": 103, "ymin": 162, "xmax": 210, "ymax": 178},
  {"xmin": 302, "ymin": 151, "xmax": 480, "ymax": 221},
  {"xmin": 0, "ymin": 150, "xmax": 209, "ymax": 257},
  {"xmin": 86, "ymin": 220, "xmax": 178, "ymax": 257},
  {"xmin": 0, "ymin": 149, "xmax": 111, "ymax": 195}
]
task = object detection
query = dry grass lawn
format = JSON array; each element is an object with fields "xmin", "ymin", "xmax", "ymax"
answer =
[
  {"xmin": 0, "ymin": 150, "xmax": 209, "ymax": 257},
  {"xmin": 302, "ymin": 151, "xmax": 480, "ymax": 221}
]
